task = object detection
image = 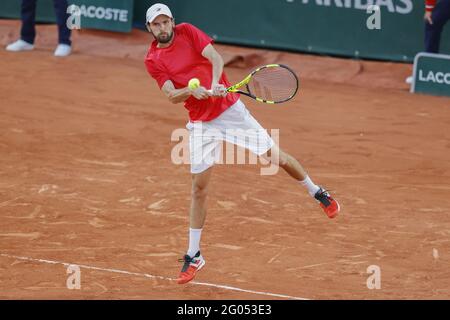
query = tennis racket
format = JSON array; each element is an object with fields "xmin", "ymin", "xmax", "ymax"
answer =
[{"xmin": 209, "ymin": 64, "xmax": 299, "ymax": 104}]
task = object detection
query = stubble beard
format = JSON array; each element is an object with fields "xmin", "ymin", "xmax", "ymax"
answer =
[{"xmin": 157, "ymin": 31, "xmax": 174, "ymax": 44}]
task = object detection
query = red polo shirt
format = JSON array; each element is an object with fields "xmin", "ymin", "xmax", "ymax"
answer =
[{"xmin": 145, "ymin": 23, "xmax": 239, "ymax": 122}]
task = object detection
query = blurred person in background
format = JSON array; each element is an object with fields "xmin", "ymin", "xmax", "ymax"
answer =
[
  {"xmin": 5, "ymin": 0, "xmax": 72, "ymax": 57},
  {"xmin": 424, "ymin": 0, "xmax": 450, "ymax": 54},
  {"xmin": 407, "ymin": 0, "xmax": 450, "ymax": 84}
]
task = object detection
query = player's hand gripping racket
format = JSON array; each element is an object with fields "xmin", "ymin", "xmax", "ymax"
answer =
[{"xmin": 209, "ymin": 64, "xmax": 299, "ymax": 104}]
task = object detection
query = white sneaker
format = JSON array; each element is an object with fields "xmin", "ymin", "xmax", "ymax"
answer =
[
  {"xmin": 6, "ymin": 39, "xmax": 34, "ymax": 52},
  {"xmin": 405, "ymin": 76, "xmax": 413, "ymax": 85},
  {"xmin": 54, "ymin": 44, "xmax": 71, "ymax": 57}
]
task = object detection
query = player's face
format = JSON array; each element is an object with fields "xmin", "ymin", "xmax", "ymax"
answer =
[{"xmin": 147, "ymin": 15, "xmax": 175, "ymax": 44}]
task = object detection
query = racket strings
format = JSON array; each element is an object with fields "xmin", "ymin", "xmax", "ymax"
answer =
[{"xmin": 248, "ymin": 67, "xmax": 298, "ymax": 102}]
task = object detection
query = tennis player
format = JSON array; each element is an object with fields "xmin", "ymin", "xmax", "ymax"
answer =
[{"xmin": 144, "ymin": 3, "xmax": 340, "ymax": 285}]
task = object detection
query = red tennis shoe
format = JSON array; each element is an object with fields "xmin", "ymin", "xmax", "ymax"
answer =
[
  {"xmin": 314, "ymin": 187, "xmax": 340, "ymax": 219},
  {"xmin": 177, "ymin": 251, "xmax": 205, "ymax": 284}
]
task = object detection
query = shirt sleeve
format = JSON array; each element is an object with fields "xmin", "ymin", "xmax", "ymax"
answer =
[
  {"xmin": 425, "ymin": 0, "xmax": 436, "ymax": 12},
  {"xmin": 183, "ymin": 23, "xmax": 213, "ymax": 54},
  {"xmin": 145, "ymin": 58, "xmax": 171, "ymax": 89}
]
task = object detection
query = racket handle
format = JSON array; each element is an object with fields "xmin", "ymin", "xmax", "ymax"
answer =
[{"xmin": 207, "ymin": 89, "xmax": 228, "ymax": 96}]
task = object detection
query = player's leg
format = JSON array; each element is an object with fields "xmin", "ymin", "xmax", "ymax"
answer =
[
  {"xmin": 177, "ymin": 167, "xmax": 212, "ymax": 284},
  {"xmin": 220, "ymin": 99, "xmax": 340, "ymax": 218},
  {"xmin": 260, "ymin": 144, "xmax": 340, "ymax": 218},
  {"xmin": 262, "ymin": 144, "xmax": 307, "ymax": 181},
  {"xmin": 189, "ymin": 166, "xmax": 212, "ymax": 249},
  {"xmin": 260, "ymin": 145, "xmax": 318, "ymax": 196},
  {"xmin": 178, "ymin": 121, "xmax": 221, "ymax": 284}
]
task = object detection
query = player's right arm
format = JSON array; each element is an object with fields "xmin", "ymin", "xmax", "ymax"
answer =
[{"xmin": 162, "ymin": 80, "xmax": 211, "ymax": 104}]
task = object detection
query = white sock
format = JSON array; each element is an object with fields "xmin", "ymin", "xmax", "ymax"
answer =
[
  {"xmin": 299, "ymin": 176, "xmax": 320, "ymax": 197},
  {"xmin": 187, "ymin": 228, "xmax": 202, "ymax": 258}
]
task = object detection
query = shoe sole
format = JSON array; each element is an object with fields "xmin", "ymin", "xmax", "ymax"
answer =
[{"xmin": 6, "ymin": 47, "xmax": 34, "ymax": 52}]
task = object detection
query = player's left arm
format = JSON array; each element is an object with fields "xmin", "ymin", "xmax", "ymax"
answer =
[{"xmin": 201, "ymin": 44, "xmax": 226, "ymax": 96}]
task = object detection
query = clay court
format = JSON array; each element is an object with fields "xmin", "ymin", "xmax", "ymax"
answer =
[{"xmin": 1, "ymin": 20, "xmax": 450, "ymax": 299}]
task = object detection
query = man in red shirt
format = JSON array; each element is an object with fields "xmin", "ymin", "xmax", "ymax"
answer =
[{"xmin": 144, "ymin": 3, "xmax": 340, "ymax": 285}]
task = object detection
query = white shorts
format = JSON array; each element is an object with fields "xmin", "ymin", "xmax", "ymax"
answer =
[{"xmin": 186, "ymin": 99, "xmax": 275, "ymax": 174}]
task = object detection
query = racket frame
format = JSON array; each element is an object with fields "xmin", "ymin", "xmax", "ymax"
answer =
[{"xmin": 227, "ymin": 64, "xmax": 299, "ymax": 104}]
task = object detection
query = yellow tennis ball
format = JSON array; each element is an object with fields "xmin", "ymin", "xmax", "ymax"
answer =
[{"xmin": 188, "ymin": 78, "xmax": 200, "ymax": 90}]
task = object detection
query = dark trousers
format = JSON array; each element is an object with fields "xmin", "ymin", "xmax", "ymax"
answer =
[
  {"xmin": 425, "ymin": 0, "xmax": 450, "ymax": 53},
  {"xmin": 21, "ymin": 0, "xmax": 71, "ymax": 45}
]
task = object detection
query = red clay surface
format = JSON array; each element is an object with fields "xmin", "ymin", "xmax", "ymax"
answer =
[{"xmin": 1, "ymin": 20, "xmax": 450, "ymax": 299}]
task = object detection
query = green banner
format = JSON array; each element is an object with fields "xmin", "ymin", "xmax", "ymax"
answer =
[
  {"xmin": 411, "ymin": 53, "xmax": 450, "ymax": 97},
  {"xmin": 133, "ymin": 0, "xmax": 450, "ymax": 62},
  {"xmin": 70, "ymin": 0, "xmax": 133, "ymax": 33},
  {"xmin": 0, "ymin": 0, "xmax": 134, "ymax": 33},
  {"xmin": 1, "ymin": 0, "xmax": 449, "ymax": 59}
]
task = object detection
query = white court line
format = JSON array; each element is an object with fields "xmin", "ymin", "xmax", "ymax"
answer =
[{"xmin": 0, "ymin": 253, "xmax": 309, "ymax": 300}]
